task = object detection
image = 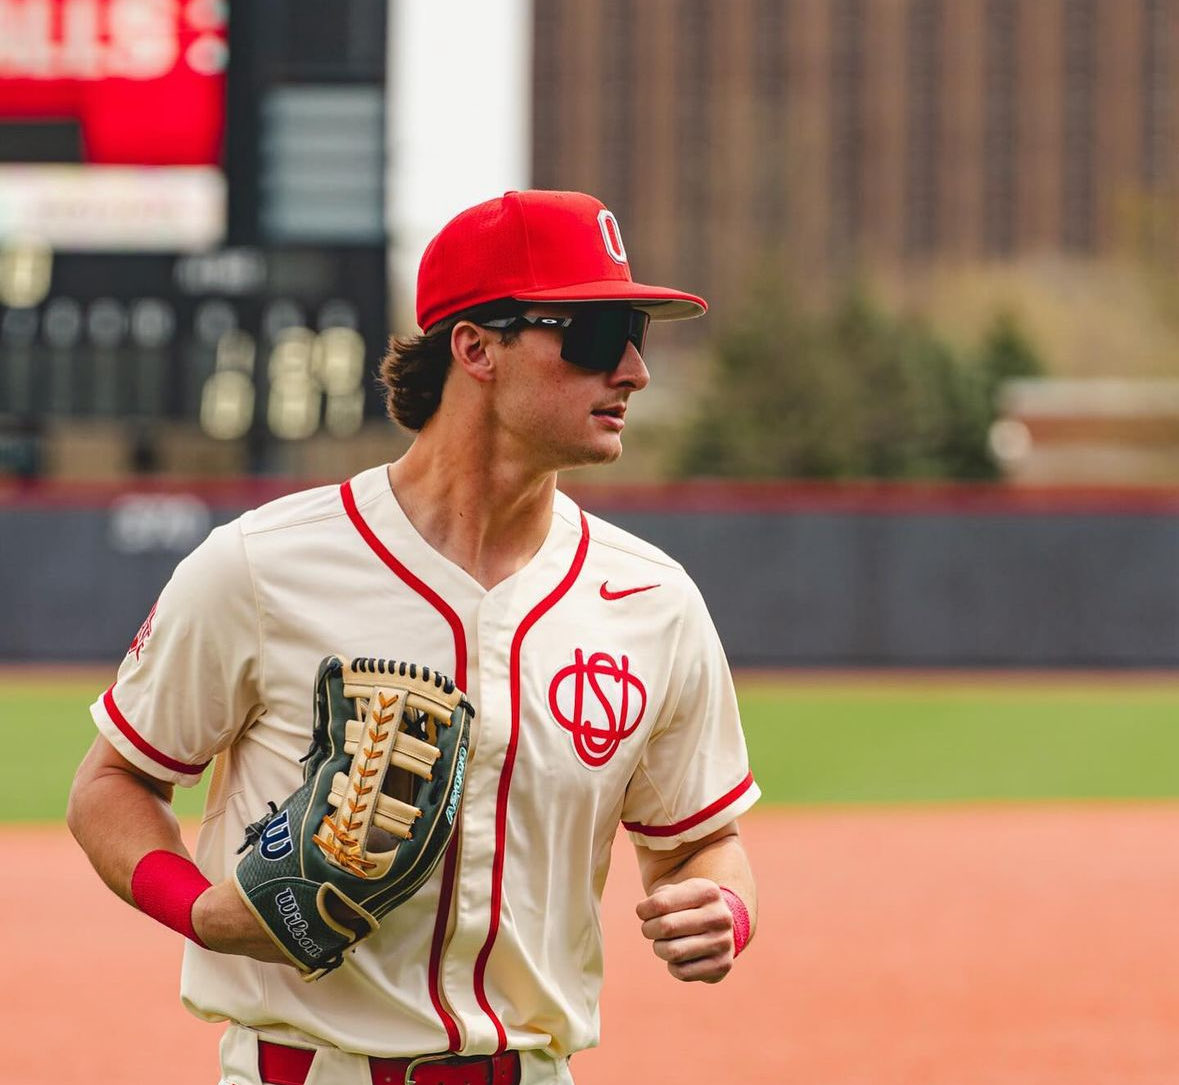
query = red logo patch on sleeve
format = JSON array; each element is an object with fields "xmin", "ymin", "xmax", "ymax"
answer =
[{"xmin": 128, "ymin": 601, "xmax": 159, "ymax": 660}]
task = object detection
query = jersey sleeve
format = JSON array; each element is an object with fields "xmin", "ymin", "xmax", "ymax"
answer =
[
  {"xmin": 620, "ymin": 579, "xmax": 760, "ymax": 850},
  {"xmin": 90, "ymin": 519, "xmax": 264, "ymax": 787}
]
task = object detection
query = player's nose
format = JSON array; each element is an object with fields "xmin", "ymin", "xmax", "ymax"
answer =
[{"xmin": 610, "ymin": 341, "xmax": 650, "ymax": 391}]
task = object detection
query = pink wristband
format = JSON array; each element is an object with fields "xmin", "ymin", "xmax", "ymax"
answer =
[
  {"xmin": 719, "ymin": 886, "xmax": 751, "ymax": 957},
  {"xmin": 130, "ymin": 850, "xmax": 212, "ymax": 947}
]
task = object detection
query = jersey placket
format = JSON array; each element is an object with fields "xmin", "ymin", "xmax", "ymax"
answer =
[
  {"xmin": 439, "ymin": 512, "xmax": 590, "ymax": 1053},
  {"xmin": 437, "ymin": 597, "xmax": 513, "ymax": 1051}
]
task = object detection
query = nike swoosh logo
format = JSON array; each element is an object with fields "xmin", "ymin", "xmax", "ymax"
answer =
[{"xmin": 600, "ymin": 581, "xmax": 661, "ymax": 601}]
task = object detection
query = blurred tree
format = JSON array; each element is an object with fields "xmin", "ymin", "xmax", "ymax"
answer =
[
  {"xmin": 676, "ymin": 283, "xmax": 1045, "ymax": 480},
  {"xmin": 978, "ymin": 310, "xmax": 1045, "ymax": 393}
]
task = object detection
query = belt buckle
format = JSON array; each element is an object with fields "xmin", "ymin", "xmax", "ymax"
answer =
[
  {"xmin": 402, "ymin": 1054, "xmax": 441, "ymax": 1085},
  {"xmin": 402, "ymin": 1053, "xmax": 488, "ymax": 1085},
  {"xmin": 401, "ymin": 1051, "xmax": 509, "ymax": 1085}
]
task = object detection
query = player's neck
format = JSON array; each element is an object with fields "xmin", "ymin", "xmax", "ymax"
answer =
[{"xmin": 385, "ymin": 442, "xmax": 557, "ymax": 592}]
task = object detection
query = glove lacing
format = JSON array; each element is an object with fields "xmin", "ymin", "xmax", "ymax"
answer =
[{"xmin": 311, "ymin": 693, "xmax": 396, "ymax": 877}]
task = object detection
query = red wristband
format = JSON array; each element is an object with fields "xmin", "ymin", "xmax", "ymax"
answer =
[
  {"xmin": 130, "ymin": 850, "xmax": 212, "ymax": 947},
  {"xmin": 719, "ymin": 886, "xmax": 751, "ymax": 957}
]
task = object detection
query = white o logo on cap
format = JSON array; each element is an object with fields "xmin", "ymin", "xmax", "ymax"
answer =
[{"xmin": 597, "ymin": 210, "xmax": 628, "ymax": 265}]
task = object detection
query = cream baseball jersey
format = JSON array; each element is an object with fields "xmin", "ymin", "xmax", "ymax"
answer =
[{"xmin": 91, "ymin": 464, "xmax": 759, "ymax": 1063}]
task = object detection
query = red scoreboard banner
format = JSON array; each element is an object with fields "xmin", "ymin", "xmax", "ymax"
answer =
[{"xmin": 0, "ymin": 0, "xmax": 227, "ymax": 165}]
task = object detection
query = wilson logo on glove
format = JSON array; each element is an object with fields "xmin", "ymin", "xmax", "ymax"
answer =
[
  {"xmin": 258, "ymin": 810, "xmax": 294, "ymax": 861},
  {"xmin": 233, "ymin": 656, "xmax": 475, "ymax": 979},
  {"xmin": 274, "ymin": 888, "xmax": 326, "ymax": 959}
]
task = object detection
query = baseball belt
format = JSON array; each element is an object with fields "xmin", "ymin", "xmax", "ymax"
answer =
[{"xmin": 257, "ymin": 1040, "xmax": 522, "ymax": 1085}]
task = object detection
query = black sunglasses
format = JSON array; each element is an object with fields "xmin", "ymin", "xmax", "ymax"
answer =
[{"xmin": 477, "ymin": 306, "xmax": 650, "ymax": 372}]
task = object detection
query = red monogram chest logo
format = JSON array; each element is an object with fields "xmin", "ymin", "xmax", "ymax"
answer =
[{"xmin": 547, "ymin": 649, "xmax": 647, "ymax": 768}]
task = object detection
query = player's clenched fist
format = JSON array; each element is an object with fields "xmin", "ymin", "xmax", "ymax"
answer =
[{"xmin": 636, "ymin": 878, "xmax": 736, "ymax": 984}]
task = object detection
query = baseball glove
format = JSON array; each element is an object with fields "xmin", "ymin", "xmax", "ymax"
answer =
[{"xmin": 234, "ymin": 655, "xmax": 474, "ymax": 979}]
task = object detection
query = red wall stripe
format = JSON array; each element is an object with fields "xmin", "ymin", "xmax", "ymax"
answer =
[
  {"xmin": 340, "ymin": 478, "xmax": 466, "ymax": 1051},
  {"xmin": 622, "ymin": 771, "xmax": 756, "ymax": 838},
  {"xmin": 102, "ymin": 685, "xmax": 210, "ymax": 776},
  {"xmin": 566, "ymin": 480, "xmax": 1179, "ymax": 516},
  {"xmin": 471, "ymin": 511, "xmax": 591, "ymax": 1054}
]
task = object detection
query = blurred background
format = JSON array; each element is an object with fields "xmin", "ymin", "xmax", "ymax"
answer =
[{"xmin": 2, "ymin": 0, "xmax": 1179, "ymax": 667}]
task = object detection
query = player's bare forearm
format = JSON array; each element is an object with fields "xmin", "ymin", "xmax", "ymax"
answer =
[
  {"xmin": 68, "ymin": 734, "xmax": 186, "ymax": 906},
  {"xmin": 189, "ymin": 880, "xmax": 291, "ymax": 963},
  {"xmin": 633, "ymin": 821, "xmax": 757, "ymax": 983},
  {"xmin": 636, "ymin": 822, "xmax": 756, "ymax": 904},
  {"xmin": 67, "ymin": 734, "xmax": 288, "ymax": 964}
]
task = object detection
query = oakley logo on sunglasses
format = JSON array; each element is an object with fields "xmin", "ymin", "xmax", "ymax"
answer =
[{"xmin": 597, "ymin": 210, "xmax": 628, "ymax": 265}]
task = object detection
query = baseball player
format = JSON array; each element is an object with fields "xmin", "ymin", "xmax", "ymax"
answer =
[{"xmin": 68, "ymin": 189, "xmax": 760, "ymax": 1085}]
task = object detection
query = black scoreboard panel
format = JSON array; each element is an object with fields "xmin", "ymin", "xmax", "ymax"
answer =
[
  {"xmin": 226, "ymin": 0, "xmax": 387, "ymax": 249},
  {"xmin": 0, "ymin": 247, "xmax": 388, "ymax": 439}
]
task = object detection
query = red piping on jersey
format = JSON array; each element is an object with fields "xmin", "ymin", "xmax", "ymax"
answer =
[
  {"xmin": 472, "ymin": 509, "xmax": 591, "ymax": 1054},
  {"xmin": 340, "ymin": 480, "xmax": 469, "ymax": 685},
  {"xmin": 102, "ymin": 685, "xmax": 210, "ymax": 776},
  {"xmin": 622, "ymin": 770, "xmax": 756, "ymax": 837},
  {"xmin": 340, "ymin": 478, "xmax": 466, "ymax": 1051}
]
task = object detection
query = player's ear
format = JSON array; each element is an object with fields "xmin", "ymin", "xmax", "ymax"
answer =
[{"xmin": 451, "ymin": 321, "xmax": 496, "ymax": 384}]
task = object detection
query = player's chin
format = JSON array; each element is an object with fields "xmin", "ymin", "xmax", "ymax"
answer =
[
  {"xmin": 563, "ymin": 435, "xmax": 624, "ymax": 469},
  {"xmin": 588, "ymin": 430, "xmax": 626, "ymax": 463}
]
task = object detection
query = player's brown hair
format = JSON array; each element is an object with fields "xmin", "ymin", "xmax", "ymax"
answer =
[{"xmin": 379, "ymin": 299, "xmax": 524, "ymax": 431}]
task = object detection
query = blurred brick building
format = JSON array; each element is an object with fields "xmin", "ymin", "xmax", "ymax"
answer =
[{"xmin": 532, "ymin": 0, "xmax": 1179, "ymax": 319}]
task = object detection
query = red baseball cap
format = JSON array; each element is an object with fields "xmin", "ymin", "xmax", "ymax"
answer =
[{"xmin": 415, "ymin": 190, "xmax": 707, "ymax": 331}]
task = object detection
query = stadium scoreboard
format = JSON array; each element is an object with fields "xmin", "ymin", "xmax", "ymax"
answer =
[{"xmin": 0, "ymin": 0, "xmax": 389, "ymax": 466}]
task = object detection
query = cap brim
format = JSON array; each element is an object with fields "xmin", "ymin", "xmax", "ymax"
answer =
[{"xmin": 511, "ymin": 280, "xmax": 707, "ymax": 320}]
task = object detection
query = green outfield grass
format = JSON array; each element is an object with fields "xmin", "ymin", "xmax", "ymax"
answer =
[
  {"xmin": 739, "ymin": 677, "xmax": 1179, "ymax": 804},
  {"xmin": 5, "ymin": 671, "xmax": 1179, "ymax": 822},
  {"xmin": 4, "ymin": 673, "xmax": 212, "ymax": 823}
]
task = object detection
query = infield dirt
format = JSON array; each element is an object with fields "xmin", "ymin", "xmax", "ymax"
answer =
[{"xmin": 8, "ymin": 805, "xmax": 1179, "ymax": 1084}]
